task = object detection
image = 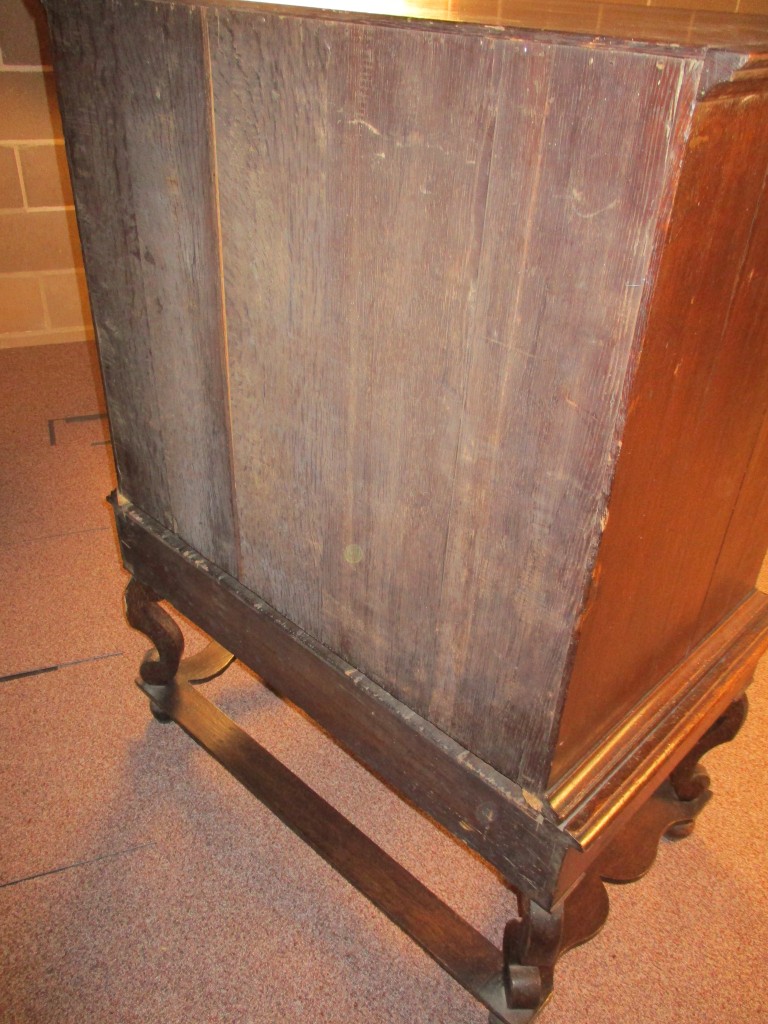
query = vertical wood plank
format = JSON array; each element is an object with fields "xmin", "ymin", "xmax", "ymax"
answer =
[
  {"xmin": 211, "ymin": 11, "xmax": 500, "ymax": 681},
  {"xmin": 320, "ymin": 23, "xmax": 502, "ymax": 699},
  {"xmin": 686, "ymin": 139, "xmax": 768, "ymax": 620},
  {"xmin": 553, "ymin": 82, "xmax": 768, "ymax": 783},
  {"xmin": 428, "ymin": 44, "xmax": 697, "ymax": 788},
  {"xmin": 46, "ymin": 0, "xmax": 238, "ymax": 574},
  {"xmin": 209, "ymin": 11, "xmax": 335, "ymax": 631}
]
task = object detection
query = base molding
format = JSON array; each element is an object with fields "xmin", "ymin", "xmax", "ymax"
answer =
[{"xmin": 549, "ymin": 591, "xmax": 768, "ymax": 866}]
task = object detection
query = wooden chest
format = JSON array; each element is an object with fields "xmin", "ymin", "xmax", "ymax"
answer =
[{"xmin": 44, "ymin": 0, "xmax": 768, "ymax": 1018}]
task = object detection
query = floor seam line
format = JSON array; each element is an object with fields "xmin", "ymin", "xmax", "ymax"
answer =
[{"xmin": 0, "ymin": 842, "xmax": 155, "ymax": 890}]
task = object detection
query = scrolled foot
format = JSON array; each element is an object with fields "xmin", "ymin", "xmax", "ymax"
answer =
[
  {"xmin": 124, "ymin": 576, "xmax": 185, "ymax": 721},
  {"xmin": 665, "ymin": 818, "xmax": 695, "ymax": 840}
]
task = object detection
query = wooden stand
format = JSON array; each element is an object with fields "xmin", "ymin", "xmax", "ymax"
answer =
[{"xmin": 120, "ymin": 503, "xmax": 755, "ymax": 1022}]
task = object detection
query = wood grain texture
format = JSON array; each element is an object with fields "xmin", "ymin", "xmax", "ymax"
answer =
[
  {"xmin": 48, "ymin": 0, "xmax": 768, "ymax": 814},
  {"xmin": 212, "ymin": 12, "xmax": 501, "ymax": 709},
  {"xmin": 552, "ymin": 72, "xmax": 768, "ymax": 784},
  {"xmin": 114, "ymin": 498, "xmax": 574, "ymax": 907},
  {"xmin": 210, "ymin": 8, "xmax": 700, "ymax": 790},
  {"xmin": 428, "ymin": 43, "xmax": 699, "ymax": 790},
  {"xmin": 45, "ymin": 0, "xmax": 238, "ymax": 574},
  {"xmin": 695, "ymin": 150, "xmax": 768, "ymax": 625}
]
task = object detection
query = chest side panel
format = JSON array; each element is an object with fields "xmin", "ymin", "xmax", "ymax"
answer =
[
  {"xmin": 425, "ymin": 40, "xmax": 697, "ymax": 787},
  {"xmin": 211, "ymin": 10, "xmax": 696, "ymax": 788},
  {"xmin": 46, "ymin": 0, "xmax": 238, "ymax": 575},
  {"xmin": 552, "ymin": 73, "xmax": 768, "ymax": 785}
]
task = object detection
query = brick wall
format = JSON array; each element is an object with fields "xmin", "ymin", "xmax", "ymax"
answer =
[
  {"xmin": 1, "ymin": 0, "xmax": 767, "ymax": 349},
  {"xmin": 604, "ymin": 0, "xmax": 768, "ymax": 11},
  {"xmin": 0, "ymin": 0, "xmax": 93, "ymax": 349}
]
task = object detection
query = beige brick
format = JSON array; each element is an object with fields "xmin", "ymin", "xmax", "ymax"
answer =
[
  {"xmin": 0, "ymin": 70, "xmax": 62, "ymax": 141},
  {"xmin": 19, "ymin": 143, "xmax": 73, "ymax": 207},
  {"xmin": 0, "ymin": 146, "xmax": 23, "ymax": 207},
  {"xmin": 648, "ymin": 0, "xmax": 736, "ymax": 7},
  {"xmin": 0, "ymin": 209, "xmax": 83, "ymax": 272},
  {"xmin": 0, "ymin": 274, "xmax": 45, "ymax": 333},
  {"xmin": 0, "ymin": 0, "xmax": 52, "ymax": 66},
  {"xmin": 42, "ymin": 269, "xmax": 92, "ymax": 330}
]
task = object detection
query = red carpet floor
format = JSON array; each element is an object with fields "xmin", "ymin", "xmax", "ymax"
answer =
[{"xmin": 1, "ymin": 341, "xmax": 766, "ymax": 1023}]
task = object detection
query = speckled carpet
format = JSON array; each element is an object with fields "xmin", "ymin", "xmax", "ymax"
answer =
[{"xmin": 1, "ymin": 341, "xmax": 766, "ymax": 1024}]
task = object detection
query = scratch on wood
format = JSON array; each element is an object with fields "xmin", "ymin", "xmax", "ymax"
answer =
[
  {"xmin": 348, "ymin": 117, "xmax": 381, "ymax": 135},
  {"xmin": 571, "ymin": 191, "xmax": 620, "ymax": 219},
  {"xmin": 522, "ymin": 788, "xmax": 544, "ymax": 813}
]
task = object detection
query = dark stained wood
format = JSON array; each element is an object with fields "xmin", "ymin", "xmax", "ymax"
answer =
[
  {"xmin": 428, "ymin": 42, "xmax": 700, "ymax": 790},
  {"xmin": 210, "ymin": 11, "xmax": 500, "ymax": 665},
  {"xmin": 113, "ymin": 497, "xmax": 576, "ymax": 908},
  {"xmin": 45, "ymin": 0, "xmax": 238, "ymax": 575},
  {"xmin": 502, "ymin": 897, "xmax": 561, "ymax": 1012},
  {"xmin": 127, "ymin": 577, "xmax": 235, "ymax": 687},
  {"xmin": 594, "ymin": 780, "xmax": 708, "ymax": 881},
  {"xmin": 551, "ymin": 69, "xmax": 768, "ymax": 784},
  {"xmin": 669, "ymin": 694, "xmax": 748, "ymax": 807},
  {"xmin": 47, "ymin": 0, "xmax": 768, "ymax": 799},
  {"xmin": 209, "ymin": 7, "xmax": 704, "ymax": 790},
  {"xmin": 124, "ymin": 577, "xmax": 183, "ymax": 686},
  {"xmin": 557, "ymin": 871, "xmax": 609, "ymax": 959}
]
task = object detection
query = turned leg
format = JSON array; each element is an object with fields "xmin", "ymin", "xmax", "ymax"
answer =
[
  {"xmin": 666, "ymin": 693, "xmax": 748, "ymax": 838},
  {"xmin": 124, "ymin": 577, "xmax": 234, "ymax": 722}
]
